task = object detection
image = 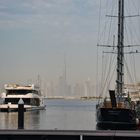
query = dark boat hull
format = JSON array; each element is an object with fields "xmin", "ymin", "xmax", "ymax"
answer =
[{"xmin": 96, "ymin": 107, "xmax": 138, "ymax": 130}]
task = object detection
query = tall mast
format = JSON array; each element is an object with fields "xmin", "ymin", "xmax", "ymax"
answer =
[{"xmin": 116, "ymin": 0, "xmax": 124, "ymax": 101}]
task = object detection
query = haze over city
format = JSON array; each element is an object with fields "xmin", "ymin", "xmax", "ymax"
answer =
[{"xmin": 0, "ymin": 0, "xmax": 140, "ymax": 96}]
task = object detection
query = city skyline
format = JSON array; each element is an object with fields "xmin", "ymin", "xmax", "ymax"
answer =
[
  {"xmin": 0, "ymin": 0, "xmax": 140, "ymax": 91},
  {"xmin": 43, "ymin": 75, "xmax": 96, "ymax": 98},
  {"xmin": 0, "ymin": 0, "xmax": 102, "ymax": 88}
]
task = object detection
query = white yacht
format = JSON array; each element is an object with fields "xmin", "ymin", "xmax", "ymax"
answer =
[{"xmin": 0, "ymin": 84, "xmax": 46, "ymax": 112}]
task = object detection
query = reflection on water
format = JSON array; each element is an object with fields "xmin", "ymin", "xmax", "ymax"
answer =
[
  {"xmin": 0, "ymin": 112, "xmax": 18, "ymax": 129},
  {"xmin": 25, "ymin": 111, "xmax": 40, "ymax": 129},
  {"xmin": 0, "ymin": 111, "xmax": 41, "ymax": 129},
  {"xmin": 0, "ymin": 99, "xmax": 96, "ymax": 130}
]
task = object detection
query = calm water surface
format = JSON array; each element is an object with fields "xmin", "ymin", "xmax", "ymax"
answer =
[{"xmin": 0, "ymin": 99, "xmax": 97, "ymax": 130}]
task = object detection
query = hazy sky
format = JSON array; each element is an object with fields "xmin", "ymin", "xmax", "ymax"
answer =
[{"xmin": 0, "ymin": 0, "xmax": 139, "ymax": 87}]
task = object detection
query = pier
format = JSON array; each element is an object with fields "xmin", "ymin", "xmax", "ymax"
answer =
[{"xmin": 0, "ymin": 130, "xmax": 140, "ymax": 140}]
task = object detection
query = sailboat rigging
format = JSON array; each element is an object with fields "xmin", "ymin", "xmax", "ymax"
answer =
[{"xmin": 96, "ymin": 0, "xmax": 140, "ymax": 130}]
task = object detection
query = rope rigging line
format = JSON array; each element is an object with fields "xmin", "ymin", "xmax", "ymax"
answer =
[
  {"xmin": 96, "ymin": 0, "xmax": 140, "ymax": 104},
  {"xmin": 99, "ymin": 0, "xmax": 117, "ymax": 97},
  {"xmin": 107, "ymin": 61, "xmax": 117, "ymax": 92},
  {"xmin": 99, "ymin": 51, "xmax": 116, "ymax": 99},
  {"xmin": 106, "ymin": 0, "xmax": 117, "ymax": 45},
  {"xmin": 132, "ymin": 54, "xmax": 137, "ymax": 83},
  {"xmin": 97, "ymin": 0, "xmax": 119, "ymax": 101},
  {"xmin": 97, "ymin": 0, "xmax": 110, "ymax": 101},
  {"xmin": 118, "ymin": 0, "xmax": 140, "ymax": 91},
  {"xmin": 126, "ymin": 0, "xmax": 140, "ymax": 45},
  {"xmin": 124, "ymin": 56, "xmax": 139, "ymax": 92},
  {"xmin": 124, "ymin": 0, "xmax": 140, "ymax": 85},
  {"xmin": 98, "ymin": 0, "xmax": 109, "ymax": 45},
  {"xmin": 124, "ymin": 57, "xmax": 134, "ymax": 84},
  {"xmin": 96, "ymin": 0, "xmax": 102, "ymax": 100}
]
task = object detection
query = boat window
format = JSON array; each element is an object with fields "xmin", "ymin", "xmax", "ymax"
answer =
[
  {"xmin": 6, "ymin": 90, "xmax": 39, "ymax": 95},
  {"xmin": 4, "ymin": 98, "xmax": 40, "ymax": 106},
  {"xmin": 5, "ymin": 98, "xmax": 30, "ymax": 105}
]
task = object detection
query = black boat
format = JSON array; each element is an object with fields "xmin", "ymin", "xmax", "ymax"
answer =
[
  {"xmin": 96, "ymin": 0, "xmax": 139, "ymax": 130},
  {"xmin": 96, "ymin": 90, "xmax": 138, "ymax": 130}
]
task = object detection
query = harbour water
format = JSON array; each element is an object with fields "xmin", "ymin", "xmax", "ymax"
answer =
[{"xmin": 0, "ymin": 99, "xmax": 97, "ymax": 130}]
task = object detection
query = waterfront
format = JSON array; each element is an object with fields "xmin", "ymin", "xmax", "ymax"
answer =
[{"xmin": 0, "ymin": 99, "xmax": 97, "ymax": 130}]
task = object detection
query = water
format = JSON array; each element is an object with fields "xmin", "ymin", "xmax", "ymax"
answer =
[{"xmin": 0, "ymin": 99, "xmax": 97, "ymax": 130}]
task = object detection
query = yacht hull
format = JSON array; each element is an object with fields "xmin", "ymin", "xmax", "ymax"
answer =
[{"xmin": 96, "ymin": 107, "xmax": 138, "ymax": 130}]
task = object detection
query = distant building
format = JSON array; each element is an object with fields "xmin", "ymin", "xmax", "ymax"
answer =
[
  {"xmin": 58, "ymin": 75, "xmax": 68, "ymax": 97},
  {"xmin": 73, "ymin": 83, "xmax": 84, "ymax": 97},
  {"xmin": 46, "ymin": 81, "xmax": 54, "ymax": 97},
  {"xmin": 84, "ymin": 78, "xmax": 94, "ymax": 97}
]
